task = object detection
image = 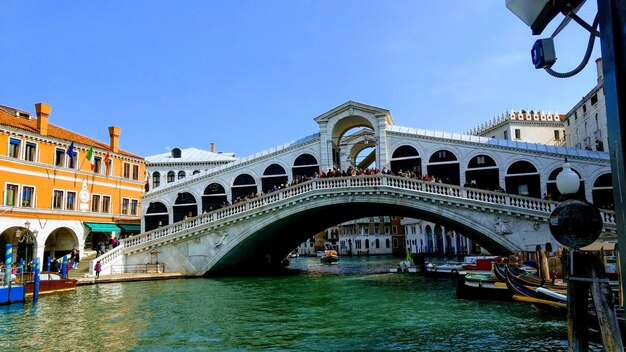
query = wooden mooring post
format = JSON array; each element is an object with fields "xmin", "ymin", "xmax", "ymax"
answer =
[{"xmin": 566, "ymin": 251, "xmax": 624, "ymax": 352}]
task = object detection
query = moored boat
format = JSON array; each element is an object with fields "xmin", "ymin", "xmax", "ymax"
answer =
[
  {"xmin": 423, "ymin": 261, "xmax": 465, "ymax": 277},
  {"xmin": 24, "ymin": 271, "xmax": 77, "ymax": 297},
  {"xmin": 456, "ymin": 272, "xmax": 512, "ymax": 301}
]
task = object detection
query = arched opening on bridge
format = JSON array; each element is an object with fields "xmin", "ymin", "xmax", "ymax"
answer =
[
  {"xmin": 390, "ymin": 145, "xmax": 421, "ymax": 175},
  {"xmin": 292, "ymin": 153, "xmax": 319, "ymax": 180},
  {"xmin": 427, "ymin": 150, "xmax": 460, "ymax": 185},
  {"xmin": 232, "ymin": 174, "xmax": 258, "ymax": 202},
  {"xmin": 505, "ymin": 161, "xmax": 540, "ymax": 198},
  {"xmin": 203, "ymin": 183, "xmax": 227, "ymax": 212},
  {"xmin": 178, "ymin": 171, "xmax": 186, "ymax": 180},
  {"xmin": 332, "ymin": 118, "xmax": 375, "ymax": 170},
  {"xmin": 152, "ymin": 172, "xmax": 160, "ymax": 188},
  {"xmin": 167, "ymin": 171, "xmax": 175, "ymax": 183},
  {"xmin": 354, "ymin": 146, "xmax": 376, "ymax": 170},
  {"xmin": 262, "ymin": 164, "xmax": 288, "ymax": 193},
  {"xmin": 193, "ymin": 170, "xmax": 201, "ymax": 175},
  {"xmin": 45, "ymin": 227, "xmax": 78, "ymax": 264},
  {"xmin": 145, "ymin": 202, "xmax": 169, "ymax": 231},
  {"xmin": 592, "ymin": 173, "xmax": 614, "ymax": 209},
  {"xmin": 465, "ymin": 155, "xmax": 500, "ymax": 190},
  {"xmin": 174, "ymin": 192, "xmax": 198, "ymax": 222},
  {"xmin": 546, "ymin": 167, "xmax": 585, "ymax": 201}
]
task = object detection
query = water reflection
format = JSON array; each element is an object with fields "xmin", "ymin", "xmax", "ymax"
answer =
[{"xmin": 0, "ymin": 256, "xmax": 600, "ymax": 351}]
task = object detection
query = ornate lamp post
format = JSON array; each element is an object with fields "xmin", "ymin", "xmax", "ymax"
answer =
[{"xmin": 15, "ymin": 221, "xmax": 38, "ymax": 273}]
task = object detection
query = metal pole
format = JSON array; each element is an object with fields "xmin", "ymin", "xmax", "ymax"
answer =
[{"xmin": 597, "ymin": 0, "xmax": 626, "ymax": 327}]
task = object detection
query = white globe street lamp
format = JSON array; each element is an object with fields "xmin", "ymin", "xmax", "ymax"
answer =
[{"xmin": 556, "ymin": 158, "xmax": 580, "ymax": 196}]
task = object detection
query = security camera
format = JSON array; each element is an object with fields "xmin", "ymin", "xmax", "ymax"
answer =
[{"xmin": 531, "ymin": 38, "xmax": 556, "ymax": 69}]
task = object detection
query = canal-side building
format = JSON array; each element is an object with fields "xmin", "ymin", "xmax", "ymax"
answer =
[
  {"xmin": 562, "ymin": 58, "xmax": 607, "ymax": 153},
  {"xmin": 144, "ymin": 145, "xmax": 237, "ymax": 227},
  {"xmin": 401, "ymin": 218, "xmax": 484, "ymax": 257},
  {"xmin": 0, "ymin": 102, "xmax": 146, "ymax": 266},
  {"xmin": 145, "ymin": 145, "xmax": 237, "ymax": 192},
  {"xmin": 320, "ymin": 216, "xmax": 406, "ymax": 256},
  {"xmin": 467, "ymin": 110, "xmax": 566, "ymax": 146}
]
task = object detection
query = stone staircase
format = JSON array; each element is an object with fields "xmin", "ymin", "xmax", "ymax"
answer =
[{"xmin": 67, "ymin": 251, "xmax": 97, "ymax": 279}]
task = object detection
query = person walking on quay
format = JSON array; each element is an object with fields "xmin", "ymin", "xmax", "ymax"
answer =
[
  {"xmin": 72, "ymin": 248, "xmax": 80, "ymax": 269},
  {"xmin": 95, "ymin": 261, "xmax": 102, "ymax": 279}
]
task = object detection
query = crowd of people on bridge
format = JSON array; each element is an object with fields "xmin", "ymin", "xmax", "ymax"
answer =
[{"xmin": 223, "ymin": 166, "xmax": 448, "ymax": 207}]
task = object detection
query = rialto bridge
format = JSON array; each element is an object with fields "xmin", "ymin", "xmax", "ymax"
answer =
[{"xmin": 94, "ymin": 101, "xmax": 616, "ymax": 276}]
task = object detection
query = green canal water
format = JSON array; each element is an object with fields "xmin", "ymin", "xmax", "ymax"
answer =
[{"xmin": 0, "ymin": 256, "xmax": 603, "ymax": 351}]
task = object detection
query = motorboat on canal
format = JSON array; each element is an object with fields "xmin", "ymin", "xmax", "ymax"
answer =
[
  {"xmin": 424, "ymin": 261, "xmax": 465, "ymax": 277},
  {"xmin": 320, "ymin": 250, "xmax": 339, "ymax": 264},
  {"xmin": 24, "ymin": 271, "xmax": 77, "ymax": 297},
  {"xmin": 425, "ymin": 256, "xmax": 499, "ymax": 278}
]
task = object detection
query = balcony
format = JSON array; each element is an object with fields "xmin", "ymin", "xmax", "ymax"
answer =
[{"xmin": 594, "ymin": 129, "xmax": 602, "ymax": 140}]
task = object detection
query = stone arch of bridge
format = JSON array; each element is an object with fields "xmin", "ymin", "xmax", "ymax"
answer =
[
  {"xmin": 330, "ymin": 115, "xmax": 377, "ymax": 145},
  {"xmin": 207, "ymin": 195, "xmax": 520, "ymax": 273}
]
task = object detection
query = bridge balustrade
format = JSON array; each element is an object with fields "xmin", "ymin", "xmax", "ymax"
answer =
[{"xmin": 91, "ymin": 174, "xmax": 617, "ymax": 274}]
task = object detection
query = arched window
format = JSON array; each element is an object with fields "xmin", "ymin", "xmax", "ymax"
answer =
[
  {"xmin": 152, "ymin": 172, "xmax": 161, "ymax": 188},
  {"xmin": 232, "ymin": 174, "xmax": 258, "ymax": 201},
  {"xmin": 292, "ymin": 153, "xmax": 319, "ymax": 180},
  {"xmin": 167, "ymin": 171, "xmax": 175, "ymax": 183},
  {"xmin": 192, "ymin": 170, "xmax": 200, "ymax": 175},
  {"xmin": 178, "ymin": 171, "xmax": 186, "ymax": 180},
  {"xmin": 465, "ymin": 154, "xmax": 499, "ymax": 190},
  {"xmin": 592, "ymin": 173, "xmax": 614, "ymax": 209},
  {"xmin": 505, "ymin": 161, "xmax": 540, "ymax": 198},
  {"xmin": 262, "ymin": 164, "xmax": 288, "ymax": 193},
  {"xmin": 173, "ymin": 192, "xmax": 197, "ymax": 222},
  {"xmin": 390, "ymin": 145, "xmax": 421, "ymax": 175},
  {"xmin": 427, "ymin": 149, "xmax": 460, "ymax": 185},
  {"xmin": 144, "ymin": 201, "xmax": 168, "ymax": 231},
  {"xmin": 202, "ymin": 183, "xmax": 227, "ymax": 212}
]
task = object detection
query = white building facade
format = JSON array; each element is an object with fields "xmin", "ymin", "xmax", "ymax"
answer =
[
  {"xmin": 401, "ymin": 218, "xmax": 482, "ymax": 257},
  {"xmin": 563, "ymin": 58, "xmax": 607, "ymax": 153},
  {"xmin": 468, "ymin": 111, "xmax": 566, "ymax": 146}
]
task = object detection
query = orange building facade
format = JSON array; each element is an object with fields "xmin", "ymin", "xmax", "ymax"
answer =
[{"xmin": 0, "ymin": 103, "xmax": 145, "ymax": 266}]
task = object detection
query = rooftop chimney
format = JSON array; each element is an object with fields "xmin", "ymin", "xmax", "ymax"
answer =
[
  {"xmin": 210, "ymin": 142, "xmax": 215, "ymax": 153},
  {"xmin": 108, "ymin": 126, "xmax": 120, "ymax": 153},
  {"xmin": 595, "ymin": 58, "xmax": 603, "ymax": 83},
  {"xmin": 35, "ymin": 103, "xmax": 51, "ymax": 136}
]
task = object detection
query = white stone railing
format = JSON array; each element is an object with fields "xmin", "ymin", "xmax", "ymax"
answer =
[
  {"xmin": 123, "ymin": 174, "xmax": 617, "ymax": 255},
  {"xmin": 88, "ymin": 243, "xmax": 126, "ymax": 276}
]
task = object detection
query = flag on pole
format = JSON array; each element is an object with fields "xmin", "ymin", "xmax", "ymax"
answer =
[
  {"xmin": 66, "ymin": 141, "xmax": 75, "ymax": 164},
  {"xmin": 104, "ymin": 149, "xmax": 111, "ymax": 176},
  {"xmin": 85, "ymin": 146, "xmax": 95, "ymax": 171}
]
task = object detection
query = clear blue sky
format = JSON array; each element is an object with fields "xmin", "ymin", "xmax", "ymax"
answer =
[{"xmin": 0, "ymin": 1, "xmax": 601, "ymax": 158}]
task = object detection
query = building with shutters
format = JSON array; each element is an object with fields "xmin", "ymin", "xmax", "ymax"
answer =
[{"xmin": 0, "ymin": 102, "xmax": 145, "ymax": 266}]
